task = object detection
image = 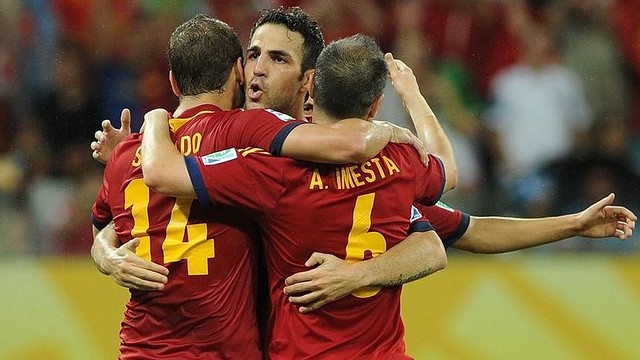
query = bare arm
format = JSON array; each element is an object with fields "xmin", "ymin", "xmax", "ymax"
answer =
[
  {"xmin": 453, "ymin": 193, "xmax": 636, "ymax": 253},
  {"xmin": 92, "ymin": 223, "xmax": 169, "ymax": 290},
  {"xmin": 281, "ymin": 118, "xmax": 427, "ymax": 164},
  {"xmin": 386, "ymin": 53, "xmax": 458, "ymax": 192},
  {"xmin": 283, "ymin": 230, "xmax": 447, "ymax": 313},
  {"xmin": 141, "ymin": 109, "xmax": 196, "ymax": 197}
]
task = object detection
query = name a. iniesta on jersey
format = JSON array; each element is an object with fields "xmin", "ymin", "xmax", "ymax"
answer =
[{"xmin": 309, "ymin": 155, "xmax": 400, "ymax": 190}]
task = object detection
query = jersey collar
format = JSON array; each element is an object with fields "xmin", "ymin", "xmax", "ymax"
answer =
[{"xmin": 169, "ymin": 104, "xmax": 222, "ymax": 132}]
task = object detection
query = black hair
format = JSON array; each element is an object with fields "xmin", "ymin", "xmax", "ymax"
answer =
[{"xmin": 249, "ymin": 6, "xmax": 324, "ymax": 74}]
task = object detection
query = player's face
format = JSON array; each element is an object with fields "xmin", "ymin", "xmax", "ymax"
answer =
[{"xmin": 245, "ymin": 23, "xmax": 309, "ymax": 117}]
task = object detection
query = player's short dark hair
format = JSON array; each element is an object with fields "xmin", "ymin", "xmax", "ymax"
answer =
[
  {"xmin": 168, "ymin": 14, "xmax": 243, "ymax": 96},
  {"xmin": 313, "ymin": 34, "xmax": 388, "ymax": 119},
  {"xmin": 250, "ymin": 6, "xmax": 324, "ymax": 75}
]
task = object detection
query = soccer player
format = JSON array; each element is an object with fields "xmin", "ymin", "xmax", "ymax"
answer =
[
  {"xmin": 90, "ymin": 14, "xmax": 430, "ymax": 359},
  {"xmin": 141, "ymin": 34, "xmax": 447, "ymax": 359},
  {"xmin": 91, "ymin": 7, "xmax": 430, "ymax": 291},
  {"xmin": 92, "ymin": 9, "xmax": 450, "ymax": 358}
]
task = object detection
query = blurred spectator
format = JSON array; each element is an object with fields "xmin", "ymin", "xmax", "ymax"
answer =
[
  {"xmin": 485, "ymin": 17, "xmax": 592, "ymax": 214},
  {"xmin": 550, "ymin": 0, "xmax": 632, "ymax": 131},
  {"xmin": 32, "ymin": 39, "xmax": 102, "ymax": 177},
  {"xmin": 418, "ymin": 0, "xmax": 521, "ymax": 99}
]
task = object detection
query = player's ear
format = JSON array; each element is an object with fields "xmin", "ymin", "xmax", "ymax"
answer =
[
  {"xmin": 235, "ymin": 57, "xmax": 245, "ymax": 86},
  {"xmin": 308, "ymin": 74, "xmax": 315, "ymax": 99},
  {"xmin": 169, "ymin": 70, "xmax": 181, "ymax": 97},
  {"xmin": 367, "ymin": 94, "xmax": 384, "ymax": 119},
  {"xmin": 300, "ymin": 69, "xmax": 315, "ymax": 94}
]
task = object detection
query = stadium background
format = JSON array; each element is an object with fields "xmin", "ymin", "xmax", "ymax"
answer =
[{"xmin": 1, "ymin": 1, "xmax": 639, "ymax": 359}]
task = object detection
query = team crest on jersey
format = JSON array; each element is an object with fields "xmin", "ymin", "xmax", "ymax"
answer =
[
  {"xmin": 201, "ymin": 148, "xmax": 237, "ymax": 166},
  {"xmin": 265, "ymin": 108, "xmax": 295, "ymax": 122},
  {"xmin": 410, "ymin": 205, "xmax": 423, "ymax": 223},
  {"xmin": 435, "ymin": 201, "xmax": 455, "ymax": 212}
]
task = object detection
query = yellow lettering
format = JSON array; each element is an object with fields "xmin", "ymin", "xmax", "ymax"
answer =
[
  {"xmin": 180, "ymin": 136, "xmax": 191, "ymax": 155},
  {"xmin": 192, "ymin": 133, "xmax": 202, "ymax": 154},
  {"xmin": 370, "ymin": 158, "xmax": 385, "ymax": 179},
  {"xmin": 361, "ymin": 161, "xmax": 376, "ymax": 183},
  {"xmin": 339, "ymin": 167, "xmax": 355, "ymax": 189},
  {"xmin": 131, "ymin": 146, "xmax": 142, "ymax": 167},
  {"xmin": 383, "ymin": 155, "xmax": 400, "ymax": 175},
  {"xmin": 350, "ymin": 165, "xmax": 365, "ymax": 187},
  {"xmin": 309, "ymin": 169, "xmax": 324, "ymax": 190}
]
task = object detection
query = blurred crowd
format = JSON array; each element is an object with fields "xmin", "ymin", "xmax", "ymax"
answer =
[{"xmin": 0, "ymin": 0, "xmax": 638, "ymax": 256}]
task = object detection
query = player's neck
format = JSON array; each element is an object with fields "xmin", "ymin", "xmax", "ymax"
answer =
[
  {"xmin": 175, "ymin": 92, "xmax": 233, "ymax": 114},
  {"xmin": 312, "ymin": 107, "xmax": 340, "ymax": 126}
]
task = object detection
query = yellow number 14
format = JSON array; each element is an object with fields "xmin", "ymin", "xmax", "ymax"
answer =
[{"xmin": 124, "ymin": 178, "xmax": 214, "ymax": 275}]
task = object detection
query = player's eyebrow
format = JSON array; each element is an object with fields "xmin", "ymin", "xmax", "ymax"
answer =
[
  {"xmin": 247, "ymin": 45, "xmax": 260, "ymax": 53},
  {"xmin": 267, "ymin": 49, "xmax": 292, "ymax": 60}
]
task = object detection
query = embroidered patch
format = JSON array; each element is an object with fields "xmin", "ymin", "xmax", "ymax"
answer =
[
  {"xmin": 410, "ymin": 205, "xmax": 423, "ymax": 223},
  {"xmin": 201, "ymin": 148, "xmax": 237, "ymax": 166},
  {"xmin": 265, "ymin": 108, "xmax": 295, "ymax": 121}
]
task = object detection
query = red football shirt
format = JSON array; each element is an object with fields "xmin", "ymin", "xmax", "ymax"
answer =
[
  {"xmin": 91, "ymin": 104, "xmax": 305, "ymax": 360},
  {"xmin": 185, "ymin": 143, "xmax": 446, "ymax": 359}
]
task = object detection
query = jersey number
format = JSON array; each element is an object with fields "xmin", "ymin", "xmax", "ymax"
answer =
[
  {"xmin": 124, "ymin": 178, "xmax": 215, "ymax": 275},
  {"xmin": 345, "ymin": 193, "xmax": 387, "ymax": 298}
]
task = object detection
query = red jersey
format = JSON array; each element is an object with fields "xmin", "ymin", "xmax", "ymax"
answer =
[
  {"xmin": 91, "ymin": 104, "xmax": 305, "ymax": 360},
  {"xmin": 185, "ymin": 144, "xmax": 446, "ymax": 359},
  {"xmin": 410, "ymin": 202, "xmax": 470, "ymax": 248}
]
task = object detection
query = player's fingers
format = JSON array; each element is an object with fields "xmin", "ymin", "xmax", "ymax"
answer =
[
  {"xmin": 298, "ymin": 298, "xmax": 331, "ymax": 313},
  {"xmin": 94, "ymin": 130, "xmax": 106, "ymax": 142},
  {"xmin": 305, "ymin": 252, "xmax": 332, "ymax": 267},
  {"xmin": 283, "ymin": 281, "xmax": 313, "ymax": 295},
  {"xmin": 121, "ymin": 277, "xmax": 165, "ymax": 291},
  {"xmin": 285, "ymin": 268, "xmax": 317, "ymax": 286},
  {"xmin": 618, "ymin": 220, "xmax": 633, "ymax": 238},
  {"xmin": 616, "ymin": 206, "xmax": 638, "ymax": 221},
  {"xmin": 614, "ymin": 228, "xmax": 627, "ymax": 240},
  {"xmin": 288, "ymin": 291, "xmax": 322, "ymax": 306},
  {"xmin": 128, "ymin": 257, "xmax": 170, "ymax": 276},
  {"xmin": 102, "ymin": 119, "xmax": 115, "ymax": 133},
  {"xmin": 122, "ymin": 265, "xmax": 168, "ymax": 284},
  {"xmin": 121, "ymin": 108, "xmax": 132, "ymax": 133}
]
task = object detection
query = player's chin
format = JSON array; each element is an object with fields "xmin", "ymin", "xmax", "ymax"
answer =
[{"xmin": 245, "ymin": 99, "xmax": 265, "ymax": 110}]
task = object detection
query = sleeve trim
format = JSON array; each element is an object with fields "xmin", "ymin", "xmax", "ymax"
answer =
[
  {"xmin": 185, "ymin": 156, "xmax": 212, "ymax": 208},
  {"xmin": 270, "ymin": 121, "xmax": 306, "ymax": 156},
  {"xmin": 442, "ymin": 212, "xmax": 470, "ymax": 248}
]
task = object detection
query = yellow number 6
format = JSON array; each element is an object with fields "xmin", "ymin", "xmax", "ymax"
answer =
[{"xmin": 345, "ymin": 193, "xmax": 387, "ymax": 298}]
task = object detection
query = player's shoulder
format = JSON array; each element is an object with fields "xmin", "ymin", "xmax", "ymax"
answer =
[
  {"xmin": 382, "ymin": 142, "xmax": 421, "ymax": 160},
  {"xmin": 114, "ymin": 133, "xmax": 142, "ymax": 154}
]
